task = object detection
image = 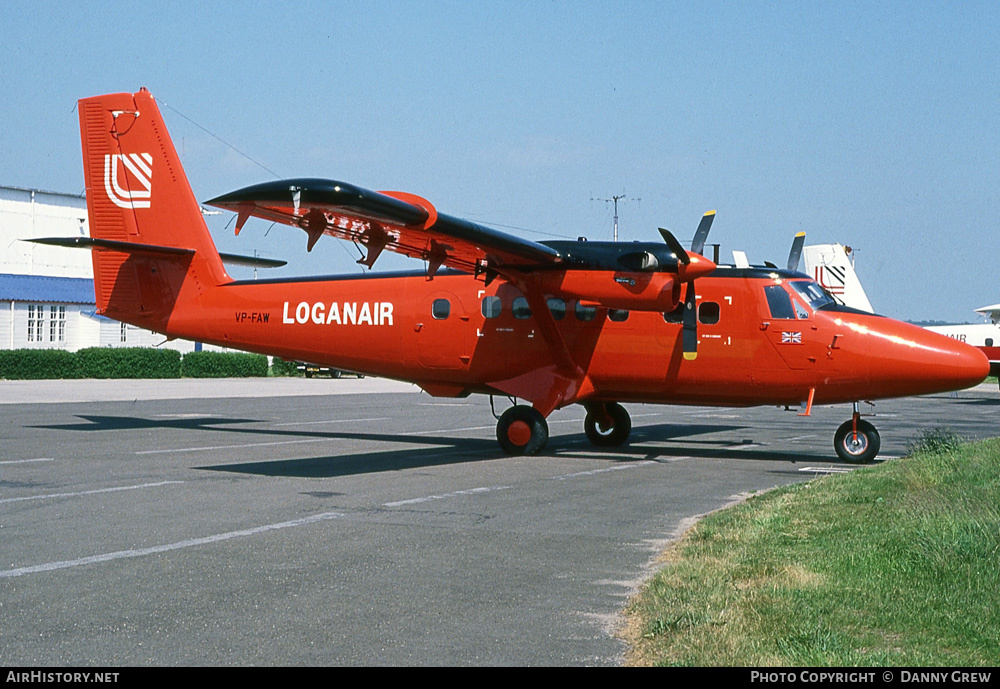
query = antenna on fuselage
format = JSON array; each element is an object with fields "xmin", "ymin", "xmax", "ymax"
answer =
[{"xmin": 592, "ymin": 192, "xmax": 639, "ymax": 242}]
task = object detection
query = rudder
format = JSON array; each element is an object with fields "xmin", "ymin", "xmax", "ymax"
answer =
[{"xmin": 802, "ymin": 243, "xmax": 875, "ymax": 313}]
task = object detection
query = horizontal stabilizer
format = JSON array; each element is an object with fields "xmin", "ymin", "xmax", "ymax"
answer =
[
  {"xmin": 27, "ymin": 236, "xmax": 194, "ymax": 258},
  {"xmin": 28, "ymin": 237, "xmax": 285, "ymax": 269},
  {"xmin": 218, "ymin": 252, "xmax": 287, "ymax": 269}
]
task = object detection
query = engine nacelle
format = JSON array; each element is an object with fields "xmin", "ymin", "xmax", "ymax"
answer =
[{"xmin": 537, "ymin": 270, "xmax": 682, "ymax": 312}]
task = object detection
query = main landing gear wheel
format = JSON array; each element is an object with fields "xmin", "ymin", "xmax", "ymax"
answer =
[
  {"xmin": 496, "ymin": 405, "xmax": 549, "ymax": 456},
  {"xmin": 834, "ymin": 419, "xmax": 880, "ymax": 464},
  {"xmin": 584, "ymin": 402, "xmax": 632, "ymax": 447}
]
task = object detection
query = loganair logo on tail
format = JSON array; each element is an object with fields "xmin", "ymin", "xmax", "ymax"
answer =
[{"xmin": 104, "ymin": 153, "xmax": 152, "ymax": 209}]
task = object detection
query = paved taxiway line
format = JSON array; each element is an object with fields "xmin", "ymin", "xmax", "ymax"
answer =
[
  {"xmin": 274, "ymin": 416, "xmax": 392, "ymax": 427},
  {"xmin": 0, "ymin": 480, "xmax": 183, "ymax": 505},
  {"xmin": 383, "ymin": 461, "xmax": 666, "ymax": 507},
  {"xmin": 5, "ymin": 459, "xmax": 672, "ymax": 577},
  {"xmin": 384, "ymin": 485, "xmax": 513, "ymax": 507},
  {"xmin": 0, "ymin": 376, "xmax": 419, "ymax": 404},
  {"xmin": 1, "ymin": 511, "xmax": 345, "ymax": 579},
  {"xmin": 549, "ymin": 460, "xmax": 659, "ymax": 480},
  {"xmin": 135, "ymin": 437, "xmax": 340, "ymax": 455},
  {"xmin": 0, "ymin": 457, "xmax": 55, "ymax": 465}
]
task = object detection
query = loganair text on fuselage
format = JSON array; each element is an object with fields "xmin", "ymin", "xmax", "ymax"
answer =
[{"xmin": 282, "ymin": 301, "xmax": 394, "ymax": 326}]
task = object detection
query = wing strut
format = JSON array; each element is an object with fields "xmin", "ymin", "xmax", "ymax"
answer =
[{"xmin": 488, "ymin": 279, "xmax": 597, "ymax": 416}]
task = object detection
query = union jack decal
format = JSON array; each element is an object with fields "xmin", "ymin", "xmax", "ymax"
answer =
[{"xmin": 781, "ymin": 331, "xmax": 802, "ymax": 344}]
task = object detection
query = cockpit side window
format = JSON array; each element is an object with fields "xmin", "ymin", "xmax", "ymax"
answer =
[
  {"xmin": 793, "ymin": 299, "xmax": 809, "ymax": 320},
  {"xmin": 764, "ymin": 285, "xmax": 796, "ymax": 319},
  {"xmin": 790, "ymin": 280, "xmax": 836, "ymax": 310}
]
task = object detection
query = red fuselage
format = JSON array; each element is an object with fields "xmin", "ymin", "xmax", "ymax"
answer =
[{"xmin": 133, "ymin": 266, "xmax": 988, "ymax": 411}]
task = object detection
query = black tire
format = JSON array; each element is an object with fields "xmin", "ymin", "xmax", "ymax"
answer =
[
  {"xmin": 331, "ymin": 370, "xmax": 342, "ymax": 378},
  {"xmin": 584, "ymin": 402, "xmax": 632, "ymax": 447},
  {"xmin": 834, "ymin": 419, "xmax": 880, "ymax": 464},
  {"xmin": 496, "ymin": 405, "xmax": 549, "ymax": 455}
]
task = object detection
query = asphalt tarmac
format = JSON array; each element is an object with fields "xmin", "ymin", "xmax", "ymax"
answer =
[{"xmin": 1, "ymin": 378, "xmax": 996, "ymax": 666}]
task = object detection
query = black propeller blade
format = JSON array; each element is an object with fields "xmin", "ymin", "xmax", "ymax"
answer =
[
  {"xmin": 787, "ymin": 231, "xmax": 806, "ymax": 271},
  {"xmin": 657, "ymin": 227, "xmax": 691, "ymax": 265},
  {"xmin": 664, "ymin": 210, "xmax": 715, "ymax": 361},
  {"xmin": 658, "ymin": 211, "xmax": 716, "ymax": 360},
  {"xmin": 690, "ymin": 210, "xmax": 716, "ymax": 256},
  {"xmin": 682, "ymin": 283, "xmax": 698, "ymax": 361}
]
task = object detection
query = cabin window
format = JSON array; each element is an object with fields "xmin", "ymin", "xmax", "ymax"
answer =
[
  {"xmin": 547, "ymin": 298, "xmax": 566, "ymax": 320},
  {"xmin": 608, "ymin": 309, "xmax": 629, "ymax": 322},
  {"xmin": 764, "ymin": 285, "xmax": 796, "ymax": 319},
  {"xmin": 698, "ymin": 302, "xmax": 720, "ymax": 324},
  {"xmin": 432, "ymin": 299, "xmax": 450, "ymax": 320},
  {"xmin": 512, "ymin": 297, "xmax": 532, "ymax": 319},
  {"xmin": 575, "ymin": 301, "xmax": 597, "ymax": 322},
  {"xmin": 482, "ymin": 296, "xmax": 501, "ymax": 319}
]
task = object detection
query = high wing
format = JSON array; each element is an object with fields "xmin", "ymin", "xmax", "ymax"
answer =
[{"xmin": 206, "ymin": 178, "xmax": 562, "ymax": 279}]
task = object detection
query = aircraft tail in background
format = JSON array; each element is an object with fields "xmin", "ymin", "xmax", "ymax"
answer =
[{"xmin": 802, "ymin": 244, "xmax": 875, "ymax": 314}]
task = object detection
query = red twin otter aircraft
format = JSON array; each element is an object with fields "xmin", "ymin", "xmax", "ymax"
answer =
[{"xmin": 41, "ymin": 89, "xmax": 990, "ymax": 463}]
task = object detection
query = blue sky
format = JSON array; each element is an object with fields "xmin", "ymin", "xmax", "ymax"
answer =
[{"xmin": 3, "ymin": 1, "xmax": 998, "ymax": 321}]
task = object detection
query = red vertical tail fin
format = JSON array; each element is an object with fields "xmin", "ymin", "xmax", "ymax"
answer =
[{"xmin": 78, "ymin": 88, "xmax": 228, "ymax": 327}]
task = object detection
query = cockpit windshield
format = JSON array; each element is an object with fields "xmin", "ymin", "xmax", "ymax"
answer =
[{"xmin": 789, "ymin": 280, "xmax": 836, "ymax": 310}]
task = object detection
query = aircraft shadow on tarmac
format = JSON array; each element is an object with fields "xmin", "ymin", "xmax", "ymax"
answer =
[
  {"xmin": 196, "ymin": 423, "xmax": 833, "ymax": 478},
  {"xmin": 29, "ymin": 414, "xmax": 833, "ymax": 477},
  {"xmin": 954, "ymin": 397, "xmax": 1000, "ymax": 407},
  {"xmin": 199, "ymin": 440, "xmax": 834, "ymax": 479},
  {"xmin": 29, "ymin": 415, "xmax": 257, "ymax": 432}
]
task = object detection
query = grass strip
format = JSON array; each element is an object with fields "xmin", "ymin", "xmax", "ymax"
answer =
[{"xmin": 624, "ymin": 431, "xmax": 1000, "ymax": 666}]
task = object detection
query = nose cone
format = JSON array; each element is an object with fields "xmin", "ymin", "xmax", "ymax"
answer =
[{"xmin": 860, "ymin": 318, "xmax": 990, "ymax": 397}]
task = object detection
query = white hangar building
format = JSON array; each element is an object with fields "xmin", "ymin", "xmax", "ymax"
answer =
[{"xmin": 1, "ymin": 184, "xmax": 208, "ymax": 352}]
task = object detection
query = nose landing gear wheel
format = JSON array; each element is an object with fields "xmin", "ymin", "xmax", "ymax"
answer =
[
  {"xmin": 496, "ymin": 405, "xmax": 549, "ymax": 455},
  {"xmin": 834, "ymin": 419, "xmax": 880, "ymax": 464},
  {"xmin": 584, "ymin": 402, "xmax": 632, "ymax": 447}
]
